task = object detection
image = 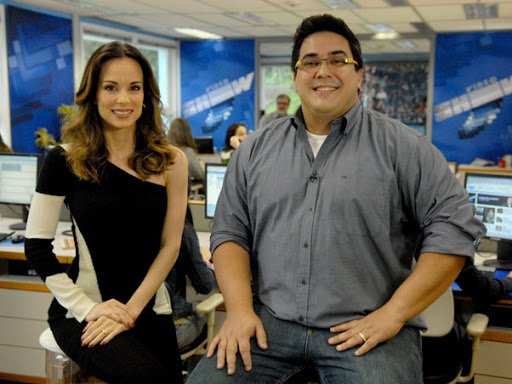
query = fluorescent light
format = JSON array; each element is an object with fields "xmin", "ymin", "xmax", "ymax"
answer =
[
  {"xmin": 464, "ymin": 3, "xmax": 498, "ymax": 19},
  {"xmin": 365, "ymin": 23, "xmax": 393, "ymax": 33},
  {"xmin": 174, "ymin": 28, "xmax": 222, "ymax": 39},
  {"xmin": 373, "ymin": 31, "xmax": 399, "ymax": 40},
  {"xmin": 320, "ymin": 0, "xmax": 358, "ymax": 9},
  {"xmin": 394, "ymin": 40, "xmax": 417, "ymax": 49},
  {"xmin": 224, "ymin": 12, "xmax": 275, "ymax": 25}
]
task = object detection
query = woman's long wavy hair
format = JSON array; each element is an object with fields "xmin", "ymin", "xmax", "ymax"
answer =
[{"xmin": 61, "ymin": 41, "xmax": 174, "ymax": 183}]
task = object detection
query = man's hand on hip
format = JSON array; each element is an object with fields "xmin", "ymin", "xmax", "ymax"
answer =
[{"xmin": 327, "ymin": 305, "xmax": 405, "ymax": 356}]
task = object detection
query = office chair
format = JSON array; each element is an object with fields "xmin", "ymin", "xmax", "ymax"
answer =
[
  {"xmin": 179, "ymin": 292, "xmax": 224, "ymax": 361},
  {"xmin": 421, "ymin": 288, "xmax": 489, "ymax": 384}
]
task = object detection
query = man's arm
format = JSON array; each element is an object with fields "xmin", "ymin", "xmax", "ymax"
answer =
[
  {"xmin": 329, "ymin": 252, "xmax": 465, "ymax": 355},
  {"xmin": 207, "ymin": 241, "xmax": 268, "ymax": 375}
]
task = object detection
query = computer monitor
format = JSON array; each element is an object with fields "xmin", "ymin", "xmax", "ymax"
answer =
[
  {"xmin": 205, "ymin": 163, "xmax": 227, "ymax": 219},
  {"xmin": 194, "ymin": 136, "xmax": 215, "ymax": 154},
  {"xmin": 0, "ymin": 152, "xmax": 40, "ymax": 230},
  {"xmin": 464, "ymin": 172, "xmax": 512, "ymax": 270}
]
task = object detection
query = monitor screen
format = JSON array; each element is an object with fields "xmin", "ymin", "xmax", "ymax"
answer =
[
  {"xmin": 194, "ymin": 136, "xmax": 215, "ymax": 154},
  {"xmin": 465, "ymin": 172, "xmax": 512, "ymax": 269},
  {"xmin": 0, "ymin": 152, "xmax": 40, "ymax": 206},
  {"xmin": 205, "ymin": 163, "xmax": 227, "ymax": 219}
]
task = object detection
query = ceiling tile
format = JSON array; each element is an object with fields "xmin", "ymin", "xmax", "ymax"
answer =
[
  {"xmin": 264, "ymin": 0, "xmax": 329, "ymax": 11},
  {"xmin": 189, "ymin": 13, "xmax": 249, "ymax": 27},
  {"xmin": 353, "ymin": 6, "xmax": 422, "ymax": 22},
  {"xmin": 132, "ymin": 0, "xmax": 220, "ymax": 13},
  {"xmin": 497, "ymin": 2, "xmax": 512, "ymax": 18},
  {"xmin": 408, "ymin": 0, "xmax": 469, "ymax": 4},
  {"xmin": 199, "ymin": 0, "xmax": 282, "ymax": 12},
  {"xmin": 428, "ymin": 20, "xmax": 485, "ymax": 32},
  {"xmin": 485, "ymin": 18, "xmax": 512, "ymax": 30},
  {"xmin": 388, "ymin": 23, "xmax": 421, "ymax": 33},
  {"xmin": 249, "ymin": 11, "xmax": 303, "ymax": 25},
  {"xmin": 415, "ymin": 5, "xmax": 465, "ymax": 21}
]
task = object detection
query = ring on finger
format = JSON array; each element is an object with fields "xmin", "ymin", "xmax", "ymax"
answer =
[
  {"xmin": 101, "ymin": 329, "xmax": 110, "ymax": 336},
  {"xmin": 358, "ymin": 332, "xmax": 367, "ymax": 342}
]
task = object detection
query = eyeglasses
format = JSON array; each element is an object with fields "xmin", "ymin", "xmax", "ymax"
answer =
[{"xmin": 295, "ymin": 55, "xmax": 358, "ymax": 71}]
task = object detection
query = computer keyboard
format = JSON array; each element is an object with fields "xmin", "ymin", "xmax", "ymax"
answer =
[{"xmin": 0, "ymin": 231, "xmax": 14, "ymax": 243}]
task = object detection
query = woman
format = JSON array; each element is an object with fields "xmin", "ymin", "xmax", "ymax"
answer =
[
  {"xmin": 25, "ymin": 42, "xmax": 188, "ymax": 383},
  {"xmin": 168, "ymin": 117, "xmax": 204, "ymax": 183},
  {"xmin": 220, "ymin": 122, "xmax": 248, "ymax": 164}
]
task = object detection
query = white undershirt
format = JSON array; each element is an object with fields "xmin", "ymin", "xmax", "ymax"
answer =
[{"xmin": 306, "ymin": 130, "xmax": 328, "ymax": 158}]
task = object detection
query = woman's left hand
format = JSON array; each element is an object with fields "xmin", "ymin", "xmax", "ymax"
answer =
[{"xmin": 81, "ymin": 315, "xmax": 129, "ymax": 348}]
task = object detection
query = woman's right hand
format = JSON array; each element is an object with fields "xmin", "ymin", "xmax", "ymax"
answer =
[
  {"xmin": 81, "ymin": 315, "xmax": 129, "ymax": 347},
  {"xmin": 85, "ymin": 299, "xmax": 135, "ymax": 328},
  {"xmin": 229, "ymin": 136, "xmax": 241, "ymax": 149}
]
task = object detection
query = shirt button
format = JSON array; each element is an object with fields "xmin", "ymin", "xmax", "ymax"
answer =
[
  {"xmin": 303, "ymin": 243, "xmax": 308, "ymax": 248},
  {"xmin": 301, "ymin": 279, "xmax": 307, "ymax": 285},
  {"xmin": 298, "ymin": 316, "xmax": 304, "ymax": 321}
]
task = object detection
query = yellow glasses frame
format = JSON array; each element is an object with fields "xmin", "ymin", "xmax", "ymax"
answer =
[{"xmin": 295, "ymin": 55, "xmax": 359, "ymax": 71}]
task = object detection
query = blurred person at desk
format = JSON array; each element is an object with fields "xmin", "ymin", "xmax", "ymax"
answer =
[
  {"xmin": 220, "ymin": 122, "xmax": 248, "ymax": 164},
  {"xmin": 258, "ymin": 94, "xmax": 291, "ymax": 129},
  {"xmin": 24, "ymin": 41, "xmax": 188, "ymax": 383},
  {"xmin": 168, "ymin": 117, "xmax": 205, "ymax": 187},
  {"xmin": 165, "ymin": 212, "xmax": 216, "ymax": 350},
  {"xmin": 189, "ymin": 14, "xmax": 485, "ymax": 383}
]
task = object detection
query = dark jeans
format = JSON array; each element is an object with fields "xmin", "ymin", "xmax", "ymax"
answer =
[{"xmin": 188, "ymin": 302, "xmax": 423, "ymax": 384}]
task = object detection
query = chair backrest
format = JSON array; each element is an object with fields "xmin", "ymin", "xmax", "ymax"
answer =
[{"xmin": 420, "ymin": 288, "xmax": 455, "ymax": 337}]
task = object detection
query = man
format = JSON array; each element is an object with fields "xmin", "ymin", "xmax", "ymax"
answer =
[
  {"xmin": 258, "ymin": 94, "xmax": 291, "ymax": 129},
  {"xmin": 189, "ymin": 14, "xmax": 485, "ymax": 383}
]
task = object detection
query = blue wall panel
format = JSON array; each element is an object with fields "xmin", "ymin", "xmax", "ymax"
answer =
[
  {"xmin": 180, "ymin": 39, "xmax": 255, "ymax": 153},
  {"xmin": 432, "ymin": 31, "xmax": 512, "ymax": 164},
  {"xmin": 6, "ymin": 5, "xmax": 74, "ymax": 153}
]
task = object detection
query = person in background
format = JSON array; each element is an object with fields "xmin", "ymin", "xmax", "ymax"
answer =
[
  {"xmin": 168, "ymin": 117, "xmax": 205, "ymax": 184},
  {"xmin": 24, "ymin": 41, "xmax": 188, "ymax": 383},
  {"xmin": 220, "ymin": 122, "xmax": 248, "ymax": 164},
  {"xmin": 258, "ymin": 94, "xmax": 291, "ymax": 129},
  {"xmin": 188, "ymin": 14, "xmax": 485, "ymax": 383},
  {"xmin": 456, "ymin": 261, "xmax": 512, "ymax": 309},
  {"xmin": 165, "ymin": 212, "xmax": 216, "ymax": 350},
  {"xmin": 0, "ymin": 133, "xmax": 12, "ymax": 152}
]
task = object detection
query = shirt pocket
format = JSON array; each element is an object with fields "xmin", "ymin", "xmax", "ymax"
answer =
[{"xmin": 327, "ymin": 171, "xmax": 390, "ymax": 236}]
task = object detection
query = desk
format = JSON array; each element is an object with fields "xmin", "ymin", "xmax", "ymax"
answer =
[{"xmin": 0, "ymin": 218, "xmax": 72, "ymax": 383}]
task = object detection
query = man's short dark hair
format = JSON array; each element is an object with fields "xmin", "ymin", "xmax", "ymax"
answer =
[
  {"xmin": 276, "ymin": 94, "xmax": 290, "ymax": 103},
  {"xmin": 291, "ymin": 14, "xmax": 363, "ymax": 75}
]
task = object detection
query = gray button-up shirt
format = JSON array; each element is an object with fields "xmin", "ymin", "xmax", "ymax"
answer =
[{"xmin": 211, "ymin": 101, "xmax": 485, "ymax": 328}]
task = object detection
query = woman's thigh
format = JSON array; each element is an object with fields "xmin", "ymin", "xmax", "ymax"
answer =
[{"xmin": 51, "ymin": 315, "xmax": 183, "ymax": 384}]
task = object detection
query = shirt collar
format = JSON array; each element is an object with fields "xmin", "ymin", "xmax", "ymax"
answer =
[{"xmin": 291, "ymin": 100, "xmax": 362, "ymax": 136}]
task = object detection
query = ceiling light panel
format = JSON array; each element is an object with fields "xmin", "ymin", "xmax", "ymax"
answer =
[
  {"xmin": 320, "ymin": 0, "xmax": 358, "ymax": 9},
  {"xmin": 224, "ymin": 12, "xmax": 276, "ymax": 25},
  {"xmin": 464, "ymin": 3, "xmax": 498, "ymax": 19},
  {"xmin": 174, "ymin": 28, "xmax": 222, "ymax": 39},
  {"xmin": 353, "ymin": 0, "xmax": 389, "ymax": 6}
]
